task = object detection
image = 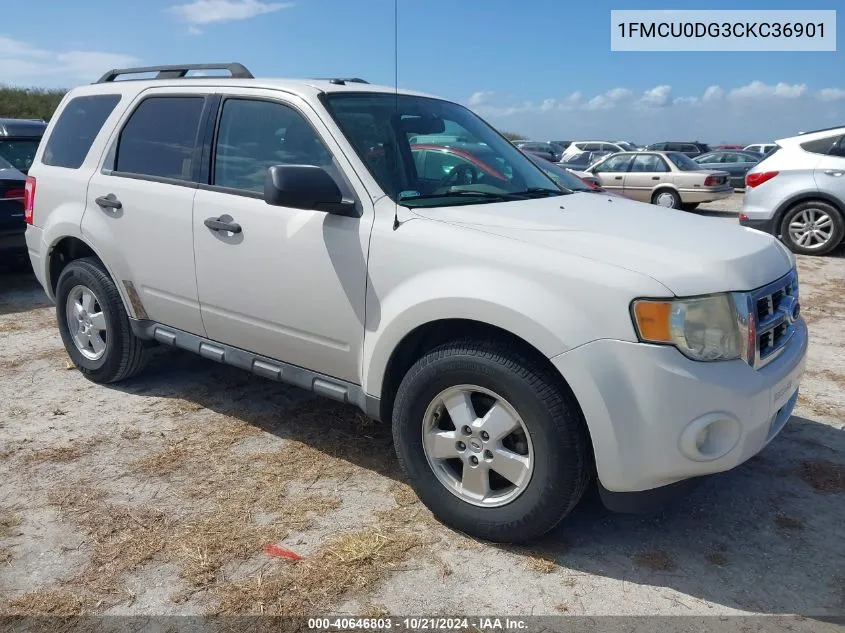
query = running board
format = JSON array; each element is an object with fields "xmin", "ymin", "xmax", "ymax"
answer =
[{"xmin": 129, "ymin": 319, "xmax": 381, "ymax": 420}]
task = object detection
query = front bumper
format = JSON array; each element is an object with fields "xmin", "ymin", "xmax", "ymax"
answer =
[{"xmin": 551, "ymin": 318, "xmax": 808, "ymax": 493}]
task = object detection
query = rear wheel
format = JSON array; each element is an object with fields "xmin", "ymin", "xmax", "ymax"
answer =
[
  {"xmin": 781, "ymin": 201, "xmax": 844, "ymax": 255},
  {"xmin": 56, "ymin": 258, "xmax": 147, "ymax": 383},
  {"xmin": 652, "ymin": 189, "xmax": 681, "ymax": 209},
  {"xmin": 392, "ymin": 338, "xmax": 591, "ymax": 543}
]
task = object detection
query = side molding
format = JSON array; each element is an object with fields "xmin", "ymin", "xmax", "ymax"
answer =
[{"xmin": 129, "ymin": 319, "xmax": 382, "ymax": 420}]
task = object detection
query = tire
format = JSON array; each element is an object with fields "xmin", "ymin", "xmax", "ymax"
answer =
[
  {"xmin": 780, "ymin": 201, "xmax": 845, "ymax": 256},
  {"xmin": 681, "ymin": 203, "xmax": 699, "ymax": 211},
  {"xmin": 56, "ymin": 257, "xmax": 147, "ymax": 383},
  {"xmin": 392, "ymin": 338, "xmax": 591, "ymax": 543},
  {"xmin": 651, "ymin": 188, "xmax": 681, "ymax": 209}
]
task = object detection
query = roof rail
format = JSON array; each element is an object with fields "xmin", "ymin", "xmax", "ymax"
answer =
[
  {"xmin": 315, "ymin": 77, "xmax": 369, "ymax": 85},
  {"xmin": 95, "ymin": 63, "xmax": 254, "ymax": 84}
]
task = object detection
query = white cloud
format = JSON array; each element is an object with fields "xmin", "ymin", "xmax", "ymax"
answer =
[
  {"xmin": 702, "ymin": 85, "xmax": 724, "ymax": 101},
  {"xmin": 673, "ymin": 96, "xmax": 698, "ymax": 106},
  {"xmin": 583, "ymin": 87, "xmax": 632, "ymax": 111},
  {"xmin": 467, "ymin": 91, "xmax": 494, "ymax": 107},
  {"xmin": 168, "ymin": 0, "xmax": 293, "ymax": 25},
  {"xmin": 540, "ymin": 98, "xmax": 556, "ymax": 112},
  {"xmin": 728, "ymin": 80, "xmax": 806, "ymax": 101},
  {"xmin": 0, "ymin": 35, "xmax": 138, "ymax": 86},
  {"xmin": 188, "ymin": 25, "xmax": 204, "ymax": 35},
  {"xmin": 818, "ymin": 88, "xmax": 845, "ymax": 102},
  {"xmin": 639, "ymin": 85, "xmax": 671, "ymax": 107}
]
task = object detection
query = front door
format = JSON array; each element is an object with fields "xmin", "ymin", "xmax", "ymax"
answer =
[
  {"xmin": 590, "ymin": 153, "xmax": 634, "ymax": 193},
  {"xmin": 192, "ymin": 92, "xmax": 372, "ymax": 384}
]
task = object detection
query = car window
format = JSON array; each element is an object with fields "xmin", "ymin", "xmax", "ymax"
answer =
[
  {"xmin": 682, "ymin": 144, "xmax": 698, "ymax": 153},
  {"xmin": 801, "ymin": 134, "xmax": 842, "ymax": 156},
  {"xmin": 582, "ymin": 143, "xmax": 601, "ymax": 151},
  {"xmin": 593, "ymin": 153, "xmax": 633, "ymax": 173},
  {"xmin": 695, "ymin": 153, "xmax": 719, "ymax": 164},
  {"xmin": 828, "ymin": 138, "xmax": 845, "ymax": 158},
  {"xmin": 631, "ymin": 154, "xmax": 669, "ymax": 172},
  {"xmin": 0, "ymin": 139, "xmax": 41, "ymax": 174},
  {"xmin": 720, "ymin": 153, "xmax": 742, "ymax": 163},
  {"xmin": 116, "ymin": 96, "xmax": 204, "ymax": 181},
  {"xmin": 666, "ymin": 152, "xmax": 702, "ymax": 171},
  {"xmin": 42, "ymin": 94, "xmax": 121, "ymax": 170},
  {"xmin": 213, "ymin": 98, "xmax": 332, "ymax": 193},
  {"xmin": 417, "ymin": 149, "xmax": 472, "ymax": 180}
]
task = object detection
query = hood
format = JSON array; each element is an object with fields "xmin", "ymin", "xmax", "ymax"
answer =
[{"xmin": 411, "ymin": 193, "xmax": 793, "ymax": 296}]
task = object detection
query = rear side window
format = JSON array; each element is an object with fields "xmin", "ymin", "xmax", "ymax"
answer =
[
  {"xmin": 115, "ymin": 96, "xmax": 205, "ymax": 181},
  {"xmin": 801, "ymin": 135, "xmax": 842, "ymax": 156},
  {"xmin": 42, "ymin": 94, "xmax": 121, "ymax": 169}
]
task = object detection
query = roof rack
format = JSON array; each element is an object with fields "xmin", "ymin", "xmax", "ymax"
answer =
[
  {"xmin": 315, "ymin": 77, "xmax": 369, "ymax": 85},
  {"xmin": 797, "ymin": 124, "xmax": 845, "ymax": 136},
  {"xmin": 95, "ymin": 63, "xmax": 254, "ymax": 84}
]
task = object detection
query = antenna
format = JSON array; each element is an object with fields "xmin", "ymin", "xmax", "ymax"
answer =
[{"xmin": 392, "ymin": 0, "xmax": 401, "ymax": 231}]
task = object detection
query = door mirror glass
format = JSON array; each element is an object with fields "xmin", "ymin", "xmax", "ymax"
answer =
[{"xmin": 264, "ymin": 165, "xmax": 357, "ymax": 216}]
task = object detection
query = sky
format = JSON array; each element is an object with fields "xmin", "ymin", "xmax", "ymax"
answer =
[{"xmin": 1, "ymin": 0, "xmax": 843, "ymax": 144}]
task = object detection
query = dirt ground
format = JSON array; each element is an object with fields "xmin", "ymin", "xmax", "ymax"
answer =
[{"xmin": 1, "ymin": 193, "xmax": 843, "ymax": 619}]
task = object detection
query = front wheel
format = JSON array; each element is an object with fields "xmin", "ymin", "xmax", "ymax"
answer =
[
  {"xmin": 392, "ymin": 339, "xmax": 591, "ymax": 543},
  {"xmin": 56, "ymin": 257, "xmax": 147, "ymax": 383}
]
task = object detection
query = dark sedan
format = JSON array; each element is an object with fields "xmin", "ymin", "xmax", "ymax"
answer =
[
  {"xmin": 0, "ymin": 156, "xmax": 28, "ymax": 268},
  {"xmin": 693, "ymin": 150, "xmax": 760, "ymax": 189}
]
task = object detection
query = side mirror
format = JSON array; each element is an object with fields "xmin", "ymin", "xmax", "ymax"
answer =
[{"xmin": 264, "ymin": 165, "xmax": 358, "ymax": 217}]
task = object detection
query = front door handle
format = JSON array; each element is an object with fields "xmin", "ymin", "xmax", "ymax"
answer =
[
  {"xmin": 614, "ymin": 176, "xmax": 623, "ymax": 180},
  {"xmin": 95, "ymin": 194, "xmax": 122, "ymax": 209},
  {"xmin": 824, "ymin": 170, "xmax": 845, "ymax": 177},
  {"xmin": 204, "ymin": 215, "xmax": 242, "ymax": 233},
  {"xmin": 651, "ymin": 176, "xmax": 660, "ymax": 180}
]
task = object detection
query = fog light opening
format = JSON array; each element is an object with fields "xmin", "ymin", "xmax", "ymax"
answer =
[{"xmin": 680, "ymin": 414, "xmax": 742, "ymax": 462}]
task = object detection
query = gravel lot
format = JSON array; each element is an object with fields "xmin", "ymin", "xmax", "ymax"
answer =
[{"xmin": 1, "ymin": 194, "xmax": 843, "ymax": 620}]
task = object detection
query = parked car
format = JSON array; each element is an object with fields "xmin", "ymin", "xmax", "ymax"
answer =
[
  {"xmin": 693, "ymin": 150, "xmax": 760, "ymax": 189},
  {"xmin": 742, "ymin": 130, "xmax": 845, "ymax": 255},
  {"xmin": 26, "ymin": 62, "xmax": 807, "ymax": 543},
  {"xmin": 743, "ymin": 143, "xmax": 777, "ymax": 156},
  {"xmin": 0, "ymin": 118, "xmax": 47, "ymax": 175},
  {"xmin": 561, "ymin": 141, "xmax": 626, "ymax": 160},
  {"xmin": 523, "ymin": 151, "xmax": 625, "ymax": 197},
  {"xmin": 513, "ymin": 141, "xmax": 561, "ymax": 162},
  {"xmin": 614, "ymin": 140, "xmax": 639, "ymax": 152},
  {"xmin": 587, "ymin": 151, "xmax": 732, "ymax": 208},
  {"xmin": 557, "ymin": 150, "xmax": 612, "ymax": 171},
  {"xmin": 0, "ymin": 118, "xmax": 46, "ymax": 269},
  {"xmin": 713, "ymin": 145, "xmax": 745, "ymax": 150},
  {"xmin": 643, "ymin": 142, "xmax": 711, "ymax": 157},
  {"xmin": 0, "ymin": 156, "xmax": 28, "ymax": 268},
  {"xmin": 550, "ymin": 140, "xmax": 572, "ymax": 151}
]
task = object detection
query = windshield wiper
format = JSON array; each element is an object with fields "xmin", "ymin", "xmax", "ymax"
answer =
[
  {"xmin": 513, "ymin": 187, "xmax": 569, "ymax": 198},
  {"xmin": 402, "ymin": 190, "xmax": 529, "ymax": 202}
]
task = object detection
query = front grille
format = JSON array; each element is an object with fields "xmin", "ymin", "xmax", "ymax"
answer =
[{"xmin": 750, "ymin": 270, "xmax": 799, "ymax": 368}]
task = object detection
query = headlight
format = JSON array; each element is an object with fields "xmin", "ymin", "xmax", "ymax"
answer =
[{"xmin": 632, "ymin": 294, "xmax": 743, "ymax": 361}]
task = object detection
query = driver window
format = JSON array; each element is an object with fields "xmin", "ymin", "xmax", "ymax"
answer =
[{"xmin": 214, "ymin": 98, "xmax": 332, "ymax": 194}]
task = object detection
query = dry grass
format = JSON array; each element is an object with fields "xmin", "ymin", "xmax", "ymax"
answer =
[
  {"xmin": 775, "ymin": 514, "xmax": 806, "ymax": 531},
  {"xmin": 801, "ymin": 277, "xmax": 845, "ymax": 325},
  {"xmin": 361, "ymin": 603, "xmax": 389, "ymax": 617},
  {"xmin": 0, "ymin": 346, "xmax": 65, "ymax": 372},
  {"xmin": 0, "ymin": 321, "xmax": 25, "ymax": 334},
  {"xmin": 21, "ymin": 438, "xmax": 103, "ymax": 466},
  {"xmin": 3, "ymin": 587, "xmax": 100, "ymax": 615},
  {"xmin": 633, "ymin": 550, "xmax": 677, "ymax": 572},
  {"xmin": 213, "ymin": 528, "xmax": 424, "ymax": 615},
  {"xmin": 554, "ymin": 603, "xmax": 570, "ymax": 613},
  {"xmin": 525, "ymin": 555, "xmax": 557, "ymax": 574},
  {"xmin": 1, "ymin": 509, "xmax": 22, "ymax": 537},
  {"xmin": 800, "ymin": 460, "xmax": 845, "ymax": 493}
]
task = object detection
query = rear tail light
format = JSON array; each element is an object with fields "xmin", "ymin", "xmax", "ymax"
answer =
[
  {"xmin": 703, "ymin": 175, "xmax": 722, "ymax": 186},
  {"xmin": 739, "ymin": 213, "xmax": 749, "ymax": 221},
  {"xmin": 2, "ymin": 188, "xmax": 25, "ymax": 200},
  {"xmin": 24, "ymin": 176, "xmax": 36, "ymax": 224},
  {"xmin": 746, "ymin": 171, "xmax": 778, "ymax": 189}
]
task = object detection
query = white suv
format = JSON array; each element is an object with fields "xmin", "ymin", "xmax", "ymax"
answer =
[{"xmin": 25, "ymin": 63, "xmax": 808, "ymax": 543}]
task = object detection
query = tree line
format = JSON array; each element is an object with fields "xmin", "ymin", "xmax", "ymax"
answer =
[{"xmin": 0, "ymin": 87, "xmax": 67, "ymax": 121}]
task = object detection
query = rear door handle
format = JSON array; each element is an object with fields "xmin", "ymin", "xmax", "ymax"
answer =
[
  {"xmin": 614, "ymin": 176, "xmax": 623, "ymax": 180},
  {"xmin": 651, "ymin": 176, "xmax": 660, "ymax": 180},
  {"xmin": 95, "ymin": 194, "xmax": 122, "ymax": 209},
  {"xmin": 204, "ymin": 215, "xmax": 242, "ymax": 233},
  {"xmin": 824, "ymin": 170, "xmax": 845, "ymax": 177}
]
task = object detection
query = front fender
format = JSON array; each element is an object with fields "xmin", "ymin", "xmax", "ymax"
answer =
[{"xmin": 363, "ymin": 267, "xmax": 595, "ymax": 398}]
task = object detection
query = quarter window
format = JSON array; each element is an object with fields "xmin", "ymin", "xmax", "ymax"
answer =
[
  {"xmin": 213, "ymin": 99, "xmax": 332, "ymax": 193},
  {"xmin": 42, "ymin": 94, "xmax": 121, "ymax": 169},
  {"xmin": 116, "ymin": 96, "xmax": 205, "ymax": 181}
]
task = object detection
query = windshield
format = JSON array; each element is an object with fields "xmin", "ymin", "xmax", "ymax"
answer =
[
  {"xmin": 0, "ymin": 139, "xmax": 40, "ymax": 174},
  {"xmin": 322, "ymin": 93, "xmax": 561, "ymax": 207},
  {"xmin": 616, "ymin": 141, "xmax": 637, "ymax": 151},
  {"xmin": 523, "ymin": 152, "xmax": 591, "ymax": 191},
  {"xmin": 666, "ymin": 152, "xmax": 703, "ymax": 171}
]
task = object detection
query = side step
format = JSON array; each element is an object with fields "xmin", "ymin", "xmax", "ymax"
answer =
[{"xmin": 129, "ymin": 319, "xmax": 380, "ymax": 419}]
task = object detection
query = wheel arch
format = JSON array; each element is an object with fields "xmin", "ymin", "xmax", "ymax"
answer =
[{"xmin": 46, "ymin": 235, "xmax": 136, "ymax": 318}]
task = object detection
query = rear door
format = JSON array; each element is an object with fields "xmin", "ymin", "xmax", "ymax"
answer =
[
  {"xmin": 624, "ymin": 153, "xmax": 671, "ymax": 202},
  {"xmin": 84, "ymin": 87, "xmax": 213, "ymax": 335},
  {"xmin": 812, "ymin": 135, "xmax": 845, "ymax": 209}
]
